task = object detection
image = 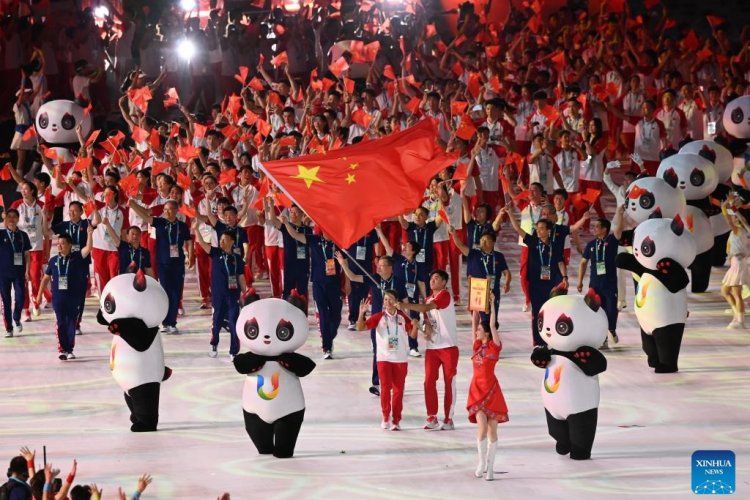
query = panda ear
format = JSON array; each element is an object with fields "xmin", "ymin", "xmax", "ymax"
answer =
[
  {"xmin": 240, "ymin": 287, "xmax": 260, "ymax": 307},
  {"xmin": 698, "ymin": 145, "xmax": 717, "ymax": 163},
  {"xmin": 288, "ymin": 289, "xmax": 308, "ymax": 313},
  {"xmin": 648, "ymin": 207, "xmax": 663, "ymax": 219},
  {"xmin": 671, "ymin": 215, "xmax": 685, "ymax": 236},
  {"xmin": 584, "ymin": 288, "xmax": 601, "ymax": 312}
]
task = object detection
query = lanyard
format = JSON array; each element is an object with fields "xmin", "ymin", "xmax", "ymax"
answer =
[
  {"xmin": 6, "ymin": 229, "xmax": 17, "ymax": 252},
  {"xmin": 537, "ymin": 240, "xmax": 552, "ymax": 268},
  {"xmin": 384, "ymin": 311, "xmax": 398, "ymax": 337},
  {"xmin": 320, "ymin": 239, "xmax": 333, "ymax": 264},
  {"xmin": 70, "ymin": 222, "xmax": 81, "ymax": 246},
  {"xmin": 413, "ymin": 226, "xmax": 427, "ymax": 251},
  {"xmin": 222, "ymin": 252, "xmax": 238, "ymax": 277},
  {"xmin": 379, "ymin": 275, "xmax": 393, "ymax": 295},
  {"xmin": 56, "ymin": 255, "xmax": 70, "ymax": 277},
  {"xmin": 129, "ymin": 246, "xmax": 142, "ymax": 268},
  {"xmin": 595, "ymin": 238, "xmax": 605, "ymax": 262},
  {"xmin": 166, "ymin": 221, "xmax": 177, "ymax": 246},
  {"xmin": 481, "ymin": 251, "xmax": 495, "ymax": 277},
  {"xmin": 472, "ymin": 222, "xmax": 489, "ymax": 245},
  {"xmin": 403, "ymin": 259, "xmax": 416, "ymax": 284}
]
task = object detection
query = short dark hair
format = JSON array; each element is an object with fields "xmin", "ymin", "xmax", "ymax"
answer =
[
  {"xmin": 220, "ymin": 229, "xmax": 237, "ymax": 242},
  {"xmin": 536, "ymin": 219, "xmax": 553, "ymax": 231},
  {"xmin": 69, "ymin": 201, "xmax": 84, "ymax": 211},
  {"xmin": 430, "ymin": 269, "xmax": 449, "ymax": 282},
  {"xmin": 598, "ymin": 219, "xmax": 611, "ymax": 233},
  {"xmin": 223, "ymin": 205, "xmax": 238, "ymax": 215},
  {"xmin": 58, "ymin": 234, "xmax": 73, "ymax": 245},
  {"xmin": 406, "ymin": 240, "xmax": 421, "ymax": 253},
  {"xmin": 552, "ymin": 188, "xmax": 568, "ymax": 200},
  {"xmin": 379, "ymin": 255, "xmax": 394, "ymax": 267}
]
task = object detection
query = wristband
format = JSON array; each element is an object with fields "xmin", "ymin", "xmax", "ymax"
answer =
[
  {"xmin": 563, "ymin": 276, "xmax": 568, "ymax": 279},
  {"xmin": 66, "ymin": 473, "xmax": 75, "ymax": 484},
  {"xmin": 43, "ymin": 484, "xmax": 52, "ymax": 493},
  {"xmin": 27, "ymin": 459, "xmax": 34, "ymax": 469}
]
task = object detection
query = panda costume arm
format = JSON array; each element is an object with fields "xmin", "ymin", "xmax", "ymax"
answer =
[
  {"xmin": 553, "ymin": 347, "xmax": 607, "ymax": 376},
  {"xmin": 277, "ymin": 352, "xmax": 316, "ymax": 377},
  {"xmin": 232, "ymin": 352, "xmax": 268, "ymax": 374},
  {"xmin": 615, "ymin": 252, "xmax": 646, "ymax": 277}
]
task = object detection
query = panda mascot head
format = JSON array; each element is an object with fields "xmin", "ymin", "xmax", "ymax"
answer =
[
  {"xmin": 657, "ymin": 152, "xmax": 718, "ymax": 201},
  {"xmin": 236, "ymin": 295, "xmax": 309, "ymax": 357},
  {"xmin": 36, "ymin": 100, "xmax": 92, "ymax": 146},
  {"xmin": 538, "ymin": 290, "xmax": 608, "ymax": 351},
  {"xmin": 723, "ymin": 95, "xmax": 750, "ymax": 140},
  {"xmin": 632, "ymin": 215, "xmax": 697, "ymax": 270},
  {"xmin": 679, "ymin": 140, "xmax": 733, "ymax": 184},
  {"xmin": 623, "ymin": 176, "xmax": 686, "ymax": 225},
  {"xmin": 97, "ymin": 270, "xmax": 169, "ymax": 350}
]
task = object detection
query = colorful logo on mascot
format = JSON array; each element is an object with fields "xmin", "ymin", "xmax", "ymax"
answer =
[
  {"xmin": 543, "ymin": 366, "xmax": 563, "ymax": 394},
  {"xmin": 635, "ymin": 281, "xmax": 650, "ymax": 309},
  {"xmin": 257, "ymin": 371, "xmax": 280, "ymax": 400}
]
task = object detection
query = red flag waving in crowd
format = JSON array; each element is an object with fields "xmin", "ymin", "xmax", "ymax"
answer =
[{"xmin": 260, "ymin": 120, "xmax": 457, "ymax": 248}]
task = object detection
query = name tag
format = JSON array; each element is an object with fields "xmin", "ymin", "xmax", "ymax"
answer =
[
  {"xmin": 416, "ymin": 249, "xmax": 426, "ymax": 263},
  {"xmin": 405, "ymin": 283, "xmax": 416, "ymax": 299},
  {"xmin": 13, "ymin": 252, "xmax": 22, "ymax": 266},
  {"xmin": 540, "ymin": 266, "xmax": 551, "ymax": 281},
  {"xmin": 227, "ymin": 275, "xmax": 238, "ymax": 290},
  {"xmin": 72, "ymin": 245, "xmax": 81, "ymax": 253},
  {"xmin": 707, "ymin": 121, "xmax": 716, "ymax": 135},
  {"xmin": 356, "ymin": 245, "xmax": 366, "ymax": 261},
  {"xmin": 233, "ymin": 247, "xmax": 241, "ymax": 255},
  {"xmin": 169, "ymin": 244, "xmax": 179, "ymax": 258},
  {"xmin": 325, "ymin": 258, "xmax": 336, "ymax": 276},
  {"xmin": 58, "ymin": 276, "xmax": 68, "ymax": 290},
  {"xmin": 296, "ymin": 245, "xmax": 306, "ymax": 260},
  {"xmin": 596, "ymin": 261, "xmax": 607, "ymax": 275},
  {"xmin": 387, "ymin": 334, "xmax": 399, "ymax": 351}
]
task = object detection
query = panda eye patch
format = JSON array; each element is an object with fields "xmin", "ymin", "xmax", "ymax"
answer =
[
  {"xmin": 689, "ymin": 168, "xmax": 705, "ymax": 187},
  {"xmin": 555, "ymin": 313, "xmax": 573, "ymax": 336},
  {"xmin": 731, "ymin": 106, "xmax": 744, "ymax": 125},
  {"xmin": 639, "ymin": 193, "xmax": 654, "ymax": 209},
  {"xmin": 641, "ymin": 236, "xmax": 655, "ymax": 257},
  {"xmin": 38, "ymin": 112, "xmax": 49, "ymax": 129},
  {"xmin": 103, "ymin": 293, "xmax": 116, "ymax": 314},
  {"xmin": 244, "ymin": 317, "xmax": 259, "ymax": 340},
  {"xmin": 61, "ymin": 113, "xmax": 76, "ymax": 130},
  {"xmin": 276, "ymin": 319, "xmax": 294, "ymax": 342}
]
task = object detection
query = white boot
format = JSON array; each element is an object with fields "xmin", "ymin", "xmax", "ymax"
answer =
[
  {"xmin": 485, "ymin": 440, "xmax": 497, "ymax": 481},
  {"xmin": 475, "ymin": 439, "xmax": 487, "ymax": 478}
]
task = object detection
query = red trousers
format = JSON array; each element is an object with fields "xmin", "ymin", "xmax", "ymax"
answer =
[
  {"xmin": 265, "ymin": 245, "xmax": 284, "ymax": 298},
  {"xmin": 25, "ymin": 250, "xmax": 50, "ymax": 309},
  {"xmin": 520, "ymin": 246, "xmax": 530, "ymax": 305},
  {"xmin": 195, "ymin": 242, "xmax": 212, "ymax": 303},
  {"xmin": 148, "ymin": 237, "xmax": 159, "ymax": 279},
  {"xmin": 433, "ymin": 239, "xmax": 461, "ymax": 300},
  {"xmin": 92, "ymin": 248, "xmax": 119, "ymax": 293},
  {"xmin": 424, "ymin": 346, "xmax": 459, "ymax": 422},
  {"xmin": 379, "ymin": 220, "xmax": 402, "ymax": 255},
  {"xmin": 245, "ymin": 225, "xmax": 266, "ymax": 277},
  {"xmin": 377, "ymin": 361, "xmax": 408, "ymax": 424}
]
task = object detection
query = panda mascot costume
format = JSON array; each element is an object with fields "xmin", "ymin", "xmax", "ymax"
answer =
[
  {"xmin": 679, "ymin": 140, "xmax": 734, "ymax": 267},
  {"xmin": 530, "ymin": 289, "xmax": 608, "ymax": 460},
  {"xmin": 34, "ymin": 100, "xmax": 93, "ymax": 195},
  {"xmin": 657, "ymin": 152, "xmax": 718, "ymax": 293},
  {"xmin": 623, "ymin": 176, "xmax": 687, "ymax": 226},
  {"xmin": 234, "ymin": 292, "xmax": 316, "ymax": 458},
  {"xmin": 616, "ymin": 215, "xmax": 697, "ymax": 373},
  {"xmin": 97, "ymin": 270, "xmax": 171, "ymax": 432}
]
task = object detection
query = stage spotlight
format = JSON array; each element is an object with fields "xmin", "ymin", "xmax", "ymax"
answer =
[
  {"xmin": 93, "ymin": 5, "xmax": 109, "ymax": 19},
  {"xmin": 178, "ymin": 39, "xmax": 195, "ymax": 61},
  {"xmin": 284, "ymin": 0, "xmax": 301, "ymax": 13},
  {"xmin": 180, "ymin": 0, "xmax": 197, "ymax": 11}
]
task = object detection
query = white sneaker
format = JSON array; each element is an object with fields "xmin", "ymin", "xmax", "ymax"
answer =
[
  {"xmin": 727, "ymin": 319, "xmax": 739, "ymax": 329},
  {"xmin": 159, "ymin": 325, "xmax": 168, "ymax": 333},
  {"xmin": 209, "ymin": 346, "xmax": 218, "ymax": 358},
  {"xmin": 75, "ymin": 329, "xmax": 82, "ymax": 336},
  {"xmin": 600, "ymin": 339, "xmax": 609, "ymax": 350},
  {"xmin": 728, "ymin": 320, "xmax": 744, "ymax": 330},
  {"xmin": 13, "ymin": 323, "xmax": 22, "ymax": 334},
  {"xmin": 390, "ymin": 422, "xmax": 401, "ymax": 431},
  {"xmin": 608, "ymin": 331, "xmax": 619, "ymax": 345},
  {"xmin": 381, "ymin": 420, "xmax": 390, "ymax": 430},
  {"xmin": 66, "ymin": 352, "xmax": 76, "ymax": 360},
  {"xmin": 440, "ymin": 419, "xmax": 455, "ymax": 431},
  {"xmin": 522, "ymin": 303, "xmax": 529, "ymax": 312},
  {"xmin": 168, "ymin": 326, "xmax": 179, "ymax": 335},
  {"xmin": 31, "ymin": 305, "xmax": 40, "ymax": 317},
  {"xmin": 322, "ymin": 351, "xmax": 333, "ymax": 360},
  {"xmin": 4, "ymin": 331, "xmax": 13, "ymax": 338},
  {"xmin": 424, "ymin": 417, "xmax": 440, "ymax": 430},
  {"xmin": 409, "ymin": 348, "xmax": 421, "ymax": 358},
  {"xmin": 347, "ymin": 321, "xmax": 356, "ymax": 331}
]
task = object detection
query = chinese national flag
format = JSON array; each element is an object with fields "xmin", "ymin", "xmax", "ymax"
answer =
[{"xmin": 259, "ymin": 120, "xmax": 457, "ymax": 248}]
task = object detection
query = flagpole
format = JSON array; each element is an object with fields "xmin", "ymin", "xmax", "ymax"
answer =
[{"xmin": 338, "ymin": 246, "xmax": 381, "ymax": 289}]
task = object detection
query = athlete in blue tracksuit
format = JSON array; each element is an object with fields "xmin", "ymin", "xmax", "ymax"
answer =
[
  {"xmin": 0, "ymin": 209, "xmax": 31, "ymax": 337},
  {"xmin": 128, "ymin": 199, "xmax": 190, "ymax": 334},
  {"xmin": 578, "ymin": 218, "xmax": 620, "ymax": 345},
  {"xmin": 195, "ymin": 227, "xmax": 247, "ymax": 358},
  {"xmin": 116, "ymin": 226, "xmax": 154, "ymax": 276},
  {"xmin": 281, "ymin": 218, "xmax": 341, "ymax": 359},
  {"xmin": 337, "ymin": 250, "xmax": 406, "ymax": 394},
  {"xmin": 344, "ymin": 230, "xmax": 378, "ymax": 328},
  {"xmin": 268, "ymin": 205, "xmax": 312, "ymax": 299},
  {"xmin": 52, "ymin": 201, "xmax": 91, "ymax": 333},
  {"xmin": 37, "ymin": 226, "xmax": 93, "ymax": 360}
]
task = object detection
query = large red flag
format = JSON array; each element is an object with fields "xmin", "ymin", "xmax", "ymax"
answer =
[{"xmin": 260, "ymin": 120, "xmax": 457, "ymax": 248}]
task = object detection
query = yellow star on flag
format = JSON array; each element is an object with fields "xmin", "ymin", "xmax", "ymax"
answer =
[
  {"xmin": 349, "ymin": 162, "xmax": 359, "ymax": 170},
  {"xmin": 292, "ymin": 165, "xmax": 324, "ymax": 188},
  {"xmin": 346, "ymin": 173, "xmax": 356, "ymax": 184}
]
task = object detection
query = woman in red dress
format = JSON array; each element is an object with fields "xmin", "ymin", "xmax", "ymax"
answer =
[{"xmin": 467, "ymin": 295, "xmax": 508, "ymax": 481}]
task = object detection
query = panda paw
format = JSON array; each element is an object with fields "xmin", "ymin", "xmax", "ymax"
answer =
[
  {"xmin": 656, "ymin": 258, "xmax": 676, "ymax": 274},
  {"xmin": 573, "ymin": 347, "xmax": 593, "ymax": 363},
  {"xmin": 530, "ymin": 346, "xmax": 551, "ymax": 368}
]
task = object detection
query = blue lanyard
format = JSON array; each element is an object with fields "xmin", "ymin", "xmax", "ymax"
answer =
[
  {"xmin": 384, "ymin": 311, "xmax": 399, "ymax": 337},
  {"xmin": 537, "ymin": 240, "xmax": 552, "ymax": 268},
  {"xmin": 70, "ymin": 222, "xmax": 81, "ymax": 246},
  {"xmin": 481, "ymin": 251, "xmax": 495, "ymax": 277},
  {"xmin": 404, "ymin": 259, "xmax": 416, "ymax": 284},
  {"xmin": 6, "ymin": 229, "xmax": 17, "ymax": 252},
  {"xmin": 595, "ymin": 238, "xmax": 605, "ymax": 262},
  {"xmin": 56, "ymin": 255, "xmax": 70, "ymax": 277},
  {"xmin": 379, "ymin": 275, "xmax": 393, "ymax": 295},
  {"xmin": 320, "ymin": 239, "xmax": 333, "ymax": 264},
  {"xmin": 222, "ymin": 252, "xmax": 238, "ymax": 277},
  {"xmin": 413, "ymin": 226, "xmax": 427, "ymax": 250}
]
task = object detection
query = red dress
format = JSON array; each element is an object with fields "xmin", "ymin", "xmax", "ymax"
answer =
[{"xmin": 467, "ymin": 339, "xmax": 509, "ymax": 423}]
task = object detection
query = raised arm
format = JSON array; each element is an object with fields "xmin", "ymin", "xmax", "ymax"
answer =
[
  {"xmin": 448, "ymin": 225, "xmax": 469, "ymax": 256},
  {"xmin": 375, "ymin": 224, "xmax": 393, "ymax": 256},
  {"xmin": 502, "ymin": 204, "xmax": 527, "ymax": 238},
  {"xmin": 191, "ymin": 219, "xmax": 211, "ymax": 254},
  {"xmin": 334, "ymin": 250, "xmax": 364, "ymax": 283},
  {"xmin": 127, "ymin": 198, "xmax": 153, "ymax": 224},
  {"xmin": 613, "ymin": 205, "xmax": 625, "ymax": 241},
  {"xmin": 81, "ymin": 224, "xmax": 94, "ymax": 259}
]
